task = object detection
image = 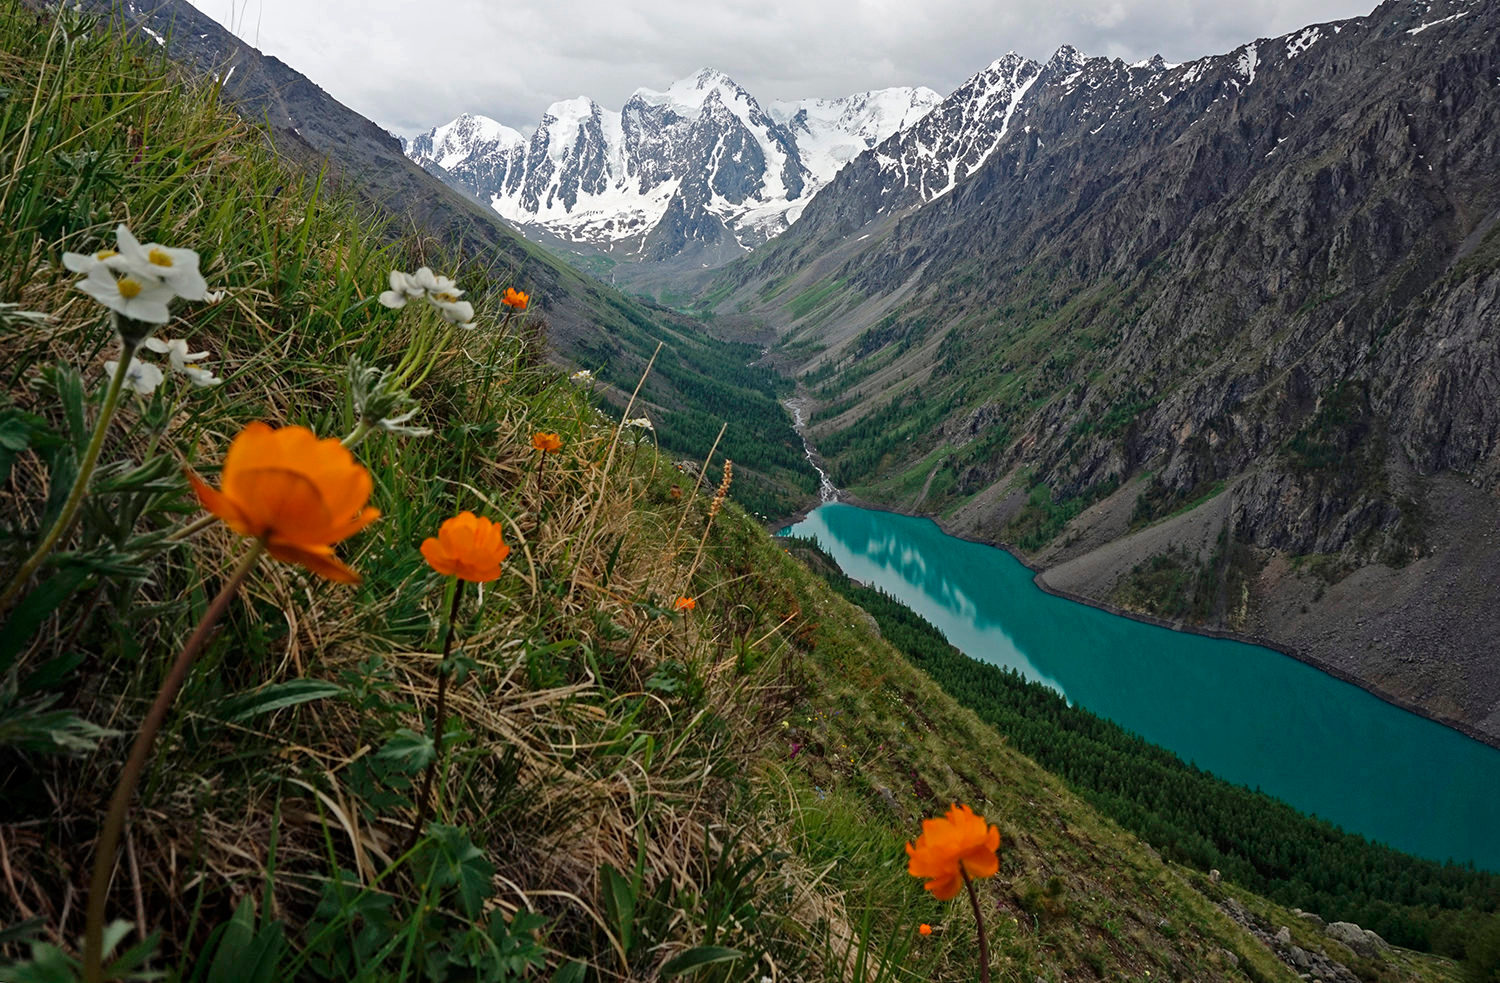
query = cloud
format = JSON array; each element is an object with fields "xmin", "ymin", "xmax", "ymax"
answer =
[{"xmin": 185, "ymin": 0, "xmax": 1377, "ymax": 136}]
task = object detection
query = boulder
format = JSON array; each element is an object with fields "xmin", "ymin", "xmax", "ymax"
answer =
[{"xmin": 1325, "ymin": 922, "xmax": 1378, "ymax": 958}]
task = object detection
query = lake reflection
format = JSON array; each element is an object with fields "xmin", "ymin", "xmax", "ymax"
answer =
[{"xmin": 782, "ymin": 502, "xmax": 1500, "ymax": 871}]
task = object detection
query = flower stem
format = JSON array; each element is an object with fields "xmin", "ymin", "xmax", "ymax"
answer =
[
  {"xmin": 0, "ymin": 336, "xmax": 139, "ymax": 613},
  {"xmin": 83, "ymin": 540, "xmax": 264, "ymax": 983},
  {"xmin": 962, "ymin": 868, "xmax": 991, "ymax": 983},
  {"xmin": 407, "ymin": 577, "xmax": 464, "ymax": 853},
  {"xmin": 531, "ymin": 450, "xmax": 547, "ymax": 536}
]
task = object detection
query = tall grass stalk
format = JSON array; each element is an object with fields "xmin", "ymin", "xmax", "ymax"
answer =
[{"xmin": 83, "ymin": 540, "xmax": 265, "ymax": 983}]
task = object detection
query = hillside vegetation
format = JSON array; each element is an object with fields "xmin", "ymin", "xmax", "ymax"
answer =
[{"xmin": 0, "ymin": 6, "xmax": 1477, "ymax": 983}]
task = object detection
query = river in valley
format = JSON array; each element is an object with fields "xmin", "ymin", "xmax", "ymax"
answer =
[{"xmin": 779, "ymin": 501, "xmax": 1500, "ymax": 871}]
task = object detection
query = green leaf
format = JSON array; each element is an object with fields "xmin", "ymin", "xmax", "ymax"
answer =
[
  {"xmin": 600, "ymin": 863, "xmax": 637, "ymax": 955},
  {"xmin": 0, "ymin": 410, "xmax": 59, "ymax": 488},
  {"xmin": 19, "ymin": 652, "xmax": 87, "ymax": 696},
  {"xmin": 196, "ymin": 897, "xmax": 287, "ymax": 983},
  {"xmin": 215, "ymin": 679, "xmax": 344, "ymax": 724},
  {"xmin": 660, "ymin": 945, "xmax": 745, "ymax": 977},
  {"xmin": 419, "ymin": 824, "xmax": 493, "ymax": 919},
  {"xmin": 375, "ymin": 728, "xmax": 434, "ymax": 773},
  {"xmin": 0, "ymin": 686, "xmax": 119, "ymax": 756},
  {"xmin": 0, "ymin": 567, "xmax": 90, "ymax": 676},
  {"xmin": 0, "ymin": 915, "xmax": 46, "ymax": 947},
  {"xmin": 549, "ymin": 960, "xmax": 588, "ymax": 983},
  {"xmin": 52, "ymin": 364, "xmax": 87, "ymax": 452}
]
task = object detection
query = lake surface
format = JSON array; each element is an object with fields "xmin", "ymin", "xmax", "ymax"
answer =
[{"xmin": 781, "ymin": 502, "xmax": 1500, "ymax": 871}]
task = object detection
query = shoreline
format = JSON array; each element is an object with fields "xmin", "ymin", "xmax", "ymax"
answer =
[{"xmin": 770, "ymin": 494, "xmax": 1500, "ymax": 754}]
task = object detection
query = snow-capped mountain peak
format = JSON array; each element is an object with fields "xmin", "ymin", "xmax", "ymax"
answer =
[
  {"xmin": 411, "ymin": 112, "xmax": 523, "ymax": 172},
  {"xmin": 771, "ymin": 87, "xmax": 942, "ymax": 185},
  {"xmin": 409, "ymin": 69, "xmax": 939, "ymax": 268}
]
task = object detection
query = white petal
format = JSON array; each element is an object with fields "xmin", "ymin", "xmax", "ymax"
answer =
[
  {"xmin": 180, "ymin": 364, "xmax": 222, "ymax": 387},
  {"xmin": 378, "ymin": 289, "xmax": 407, "ymax": 309},
  {"xmin": 142, "ymin": 337, "xmax": 171, "ymax": 353},
  {"xmin": 115, "ymin": 225, "xmax": 143, "ymax": 255}
]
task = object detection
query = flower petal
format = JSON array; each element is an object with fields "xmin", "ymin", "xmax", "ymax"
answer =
[{"xmin": 266, "ymin": 540, "xmax": 361, "ymax": 583}]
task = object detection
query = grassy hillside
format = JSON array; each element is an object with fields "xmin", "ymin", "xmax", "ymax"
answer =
[{"xmin": 0, "ymin": 7, "xmax": 1476, "ymax": 982}]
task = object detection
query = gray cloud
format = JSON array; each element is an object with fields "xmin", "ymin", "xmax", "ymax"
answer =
[{"xmin": 185, "ymin": 0, "xmax": 1378, "ymax": 136}]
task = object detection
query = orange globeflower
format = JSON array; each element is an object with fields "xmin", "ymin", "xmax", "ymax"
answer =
[
  {"xmin": 674, "ymin": 596, "xmax": 696, "ymax": 611},
  {"xmin": 502, "ymin": 287, "xmax": 529, "ymax": 310},
  {"xmin": 919, "ymin": 924, "xmax": 933, "ymax": 936},
  {"xmin": 531, "ymin": 431, "xmax": 562, "ymax": 453},
  {"xmin": 187, "ymin": 422, "xmax": 378, "ymax": 583},
  {"xmin": 905, "ymin": 803, "xmax": 1001, "ymax": 901},
  {"xmin": 421, "ymin": 511, "xmax": 510, "ymax": 582}
]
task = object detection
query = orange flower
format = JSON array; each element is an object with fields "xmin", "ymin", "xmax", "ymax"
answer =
[
  {"xmin": 919, "ymin": 923, "xmax": 932, "ymax": 936},
  {"xmin": 420, "ymin": 511, "xmax": 510, "ymax": 582},
  {"xmin": 502, "ymin": 287, "xmax": 529, "ymax": 310},
  {"xmin": 187, "ymin": 422, "xmax": 378, "ymax": 583},
  {"xmin": 531, "ymin": 431, "xmax": 562, "ymax": 453},
  {"xmin": 905, "ymin": 803, "xmax": 1001, "ymax": 901},
  {"xmin": 674, "ymin": 596, "xmax": 696, "ymax": 611}
]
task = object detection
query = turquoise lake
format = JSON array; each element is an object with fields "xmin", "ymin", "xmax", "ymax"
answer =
[{"xmin": 781, "ymin": 502, "xmax": 1500, "ymax": 871}]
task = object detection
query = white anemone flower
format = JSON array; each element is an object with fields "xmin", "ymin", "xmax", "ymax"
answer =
[
  {"xmin": 378, "ymin": 270, "xmax": 422, "ymax": 308},
  {"xmin": 569, "ymin": 369, "xmax": 594, "ymax": 384},
  {"xmin": 410, "ymin": 266, "xmax": 458, "ymax": 296},
  {"xmin": 379, "ymin": 267, "xmax": 464, "ymax": 311},
  {"xmin": 103, "ymin": 356, "xmax": 164, "ymax": 395},
  {"xmin": 143, "ymin": 337, "xmax": 223, "ymax": 387},
  {"xmin": 427, "ymin": 292, "xmax": 474, "ymax": 328},
  {"xmin": 76, "ymin": 265, "xmax": 174, "ymax": 323},
  {"xmin": 113, "ymin": 225, "xmax": 210, "ymax": 301},
  {"xmin": 624, "ymin": 416, "xmax": 654, "ymax": 431},
  {"xmin": 61, "ymin": 248, "xmax": 129, "ymax": 276}
]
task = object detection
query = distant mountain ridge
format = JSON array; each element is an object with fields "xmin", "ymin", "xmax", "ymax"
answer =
[{"xmin": 408, "ymin": 72, "xmax": 939, "ymax": 271}]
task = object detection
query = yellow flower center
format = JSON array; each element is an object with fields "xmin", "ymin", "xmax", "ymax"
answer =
[
  {"xmin": 95, "ymin": 249, "xmax": 118, "ymax": 260},
  {"xmin": 117, "ymin": 277, "xmax": 143, "ymax": 299},
  {"xmin": 434, "ymin": 292, "xmax": 458, "ymax": 303},
  {"xmin": 147, "ymin": 247, "xmax": 174, "ymax": 267}
]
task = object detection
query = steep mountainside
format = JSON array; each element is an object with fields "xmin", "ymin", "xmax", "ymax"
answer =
[
  {"xmin": 72, "ymin": 0, "xmax": 817, "ymax": 515},
  {"xmin": 707, "ymin": 0, "xmax": 1500, "ymax": 742},
  {"xmin": 409, "ymin": 73, "xmax": 939, "ymax": 279}
]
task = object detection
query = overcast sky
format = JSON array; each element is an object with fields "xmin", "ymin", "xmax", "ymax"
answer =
[{"xmin": 184, "ymin": 0, "xmax": 1377, "ymax": 138}]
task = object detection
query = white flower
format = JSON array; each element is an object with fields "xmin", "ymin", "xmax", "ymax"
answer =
[
  {"xmin": 378, "ymin": 270, "xmax": 422, "ymax": 309},
  {"xmin": 143, "ymin": 337, "xmax": 223, "ymax": 387},
  {"xmin": 569, "ymin": 369, "xmax": 594, "ymax": 384},
  {"xmin": 76, "ymin": 265, "xmax": 174, "ymax": 323},
  {"xmin": 380, "ymin": 267, "xmax": 466, "ymax": 317},
  {"xmin": 427, "ymin": 293, "xmax": 474, "ymax": 328},
  {"xmin": 112, "ymin": 225, "xmax": 210, "ymax": 301},
  {"xmin": 410, "ymin": 266, "xmax": 458, "ymax": 296},
  {"xmin": 624, "ymin": 416, "xmax": 654, "ymax": 431},
  {"xmin": 61, "ymin": 248, "xmax": 128, "ymax": 276},
  {"xmin": 104, "ymin": 356, "xmax": 164, "ymax": 395}
]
